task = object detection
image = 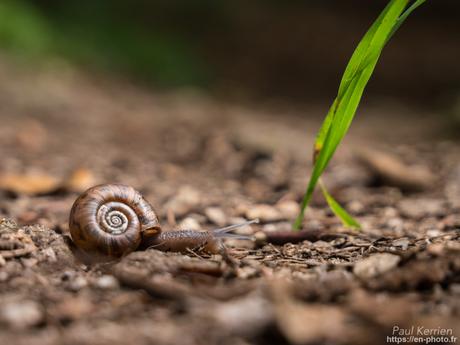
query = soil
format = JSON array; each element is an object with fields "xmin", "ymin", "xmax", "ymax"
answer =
[{"xmin": 0, "ymin": 60, "xmax": 459, "ymax": 345}]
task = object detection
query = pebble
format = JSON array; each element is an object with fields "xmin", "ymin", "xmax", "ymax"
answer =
[
  {"xmin": 178, "ymin": 217, "xmax": 201, "ymax": 231},
  {"xmin": 95, "ymin": 275, "xmax": 119, "ymax": 290},
  {"xmin": 262, "ymin": 222, "xmax": 291, "ymax": 232},
  {"xmin": 67, "ymin": 275, "xmax": 88, "ymax": 292},
  {"xmin": 0, "ymin": 300, "xmax": 43, "ymax": 329},
  {"xmin": 164, "ymin": 186, "xmax": 201, "ymax": 217},
  {"xmin": 254, "ymin": 231, "xmax": 268, "ymax": 246},
  {"xmin": 353, "ymin": 253, "xmax": 400, "ymax": 280},
  {"xmin": 42, "ymin": 247, "xmax": 57, "ymax": 262},
  {"xmin": 392, "ymin": 238, "xmax": 410, "ymax": 250},
  {"xmin": 347, "ymin": 200, "xmax": 365, "ymax": 214},
  {"xmin": 204, "ymin": 207, "xmax": 227, "ymax": 226},
  {"xmin": 276, "ymin": 200, "xmax": 300, "ymax": 220},
  {"xmin": 386, "ymin": 218, "xmax": 404, "ymax": 231},
  {"xmin": 398, "ymin": 198, "xmax": 445, "ymax": 219},
  {"xmin": 426, "ymin": 229, "xmax": 443, "ymax": 238},
  {"xmin": 246, "ymin": 204, "xmax": 283, "ymax": 222}
]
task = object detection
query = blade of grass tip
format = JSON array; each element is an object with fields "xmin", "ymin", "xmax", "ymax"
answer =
[
  {"xmin": 318, "ymin": 8, "xmax": 389, "ymax": 157},
  {"xmin": 319, "ymin": 180, "xmax": 361, "ymax": 229},
  {"xmin": 317, "ymin": 0, "xmax": 410, "ymax": 154},
  {"xmin": 337, "ymin": 0, "xmax": 399, "ymax": 97},
  {"xmin": 320, "ymin": 0, "xmax": 427, "ymax": 230},
  {"xmin": 294, "ymin": 0, "xmax": 415, "ymax": 230},
  {"xmin": 387, "ymin": 0, "xmax": 427, "ymax": 42},
  {"xmin": 358, "ymin": 0, "xmax": 410, "ymax": 69}
]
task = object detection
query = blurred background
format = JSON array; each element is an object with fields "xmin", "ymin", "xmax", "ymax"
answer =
[
  {"xmin": 0, "ymin": 0, "xmax": 459, "ymax": 110},
  {"xmin": 0, "ymin": 4, "xmax": 459, "ymax": 344}
]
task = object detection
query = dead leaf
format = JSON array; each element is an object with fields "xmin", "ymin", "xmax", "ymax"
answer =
[
  {"xmin": 0, "ymin": 173, "xmax": 60, "ymax": 195},
  {"xmin": 63, "ymin": 168, "xmax": 96, "ymax": 193},
  {"xmin": 356, "ymin": 148, "xmax": 435, "ymax": 191}
]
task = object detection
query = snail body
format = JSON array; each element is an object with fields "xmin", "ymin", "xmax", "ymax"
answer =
[
  {"xmin": 140, "ymin": 229, "xmax": 227, "ymax": 254},
  {"xmin": 69, "ymin": 184, "xmax": 254, "ymax": 258}
]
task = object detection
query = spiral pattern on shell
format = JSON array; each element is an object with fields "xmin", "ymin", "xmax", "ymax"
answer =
[{"xmin": 69, "ymin": 184, "xmax": 160, "ymax": 257}]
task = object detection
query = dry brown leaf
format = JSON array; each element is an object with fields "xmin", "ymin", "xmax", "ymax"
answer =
[
  {"xmin": 0, "ymin": 173, "xmax": 60, "ymax": 195},
  {"xmin": 356, "ymin": 147, "xmax": 435, "ymax": 191},
  {"xmin": 63, "ymin": 168, "xmax": 96, "ymax": 193}
]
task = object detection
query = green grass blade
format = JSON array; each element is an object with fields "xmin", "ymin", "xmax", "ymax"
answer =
[
  {"xmin": 294, "ymin": 64, "xmax": 376, "ymax": 230},
  {"xmin": 317, "ymin": 0, "xmax": 409, "ymax": 154},
  {"xmin": 293, "ymin": 0, "xmax": 426, "ymax": 230},
  {"xmin": 387, "ymin": 0, "xmax": 427, "ymax": 42},
  {"xmin": 338, "ymin": 0, "xmax": 409, "ymax": 97},
  {"xmin": 319, "ymin": 181, "xmax": 361, "ymax": 229}
]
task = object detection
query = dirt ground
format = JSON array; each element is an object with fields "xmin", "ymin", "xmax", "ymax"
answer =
[{"xmin": 0, "ymin": 59, "xmax": 459, "ymax": 345}]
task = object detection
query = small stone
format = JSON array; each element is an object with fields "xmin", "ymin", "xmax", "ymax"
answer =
[
  {"xmin": 178, "ymin": 217, "xmax": 201, "ymax": 231},
  {"xmin": 254, "ymin": 231, "xmax": 267, "ymax": 246},
  {"xmin": 246, "ymin": 204, "xmax": 282, "ymax": 222},
  {"xmin": 392, "ymin": 238, "xmax": 410, "ymax": 250},
  {"xmin": 95, "ymin": 275, "xmax": 119, "ymax": 290},
  {"xmin": 382, "ymin": 207, "xmax": 398, "ymax": 218},
  {"xmin": 426, "ymin": 229, "xmax": 442, "ymax": 238},
  {"xmin": 164, "ymin": 186, "xmax": 201, "ymax": 217},
  {"xmin": 61, "ymin": 270, "xmax": 76, "ymax": 281},
  {"xmin": 276, "ymin": 200, "xmax": 300, "ymax": 220},
  {"xmin": 262, "ymin": 222, "xmax": 291, "ymax": 232},
  {"xmin": 347, "ymin": 200, "xmax": 365, "ymax": 214},
  {"xmin": 67, "ymin": 275, "xmax": 88, "ymax": 292},
  {"xmin": 386, "ymin": 218, "xmax": 404, "ymax": 231},
  {"xmin": 204, "ymin": 207, "xmax": 227, "ymax": 226},
  {"xmin": 1, "ymin": 300, "xmax": 43, "ymax": 329},
  {"xmin": 353, "ymin": 253, "xmax": 400, "ymax": 280},
  {"xmin": 224, "ymin": 238, "xmax": 254, "ymax": 249},
  {"xmin": 398, "ymin": 198, "xmax": 445, "ymax": 219},
  {"xmin": 42, "ymin": 247, "xmax": 57, "ymax": 262}
]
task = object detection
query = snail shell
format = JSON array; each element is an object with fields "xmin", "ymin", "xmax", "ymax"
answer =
[{"xmin": 69, "ymin": 184, "xmax": 161, "ymax": 257}]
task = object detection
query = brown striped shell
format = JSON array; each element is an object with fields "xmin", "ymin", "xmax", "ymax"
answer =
[{"xmin": 69, "ymin": 184, "xmax": 161, "ymax": 257}]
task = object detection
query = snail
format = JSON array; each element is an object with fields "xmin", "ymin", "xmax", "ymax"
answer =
[{"xmin": 69, "ymin": 184, "xmax": 256, "ymax": 258}]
